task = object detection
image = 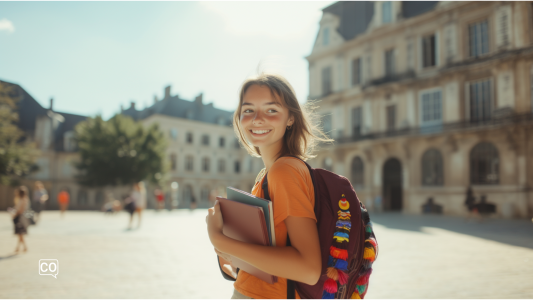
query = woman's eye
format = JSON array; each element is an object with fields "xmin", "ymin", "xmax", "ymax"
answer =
[
  {"xmin": 268, "ymin": 109, "xmax": 278, "ymax": 113},
  {"xmin": 243, "ymin": 109, "xmax": 253, "ymax": 113}
]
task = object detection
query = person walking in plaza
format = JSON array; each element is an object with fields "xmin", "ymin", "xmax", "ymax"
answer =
[
  {"xmin": 57, "ymin": 188, "xmax": 70, "ymax": 217},
  {"xmin": 464, "ymin": 186, "xmax": 478, "ymax": 221},
  {"xmin": 32, "ymin": 181, "xmax": 48, "ymax": 224},
  {"xmin": 127, "ymin": 182, "xmax": 146, "ymax": 229},
  {"xmin": 206, "ymin": 73, "xmax": 331, "ymax": 299},
  {"xmin": 11, "ymin": 186, "xmax": 30, "ymax": 253},
  {"xmin": 154, "ymin": 188, "xmax": 165, "ymax": 211}
]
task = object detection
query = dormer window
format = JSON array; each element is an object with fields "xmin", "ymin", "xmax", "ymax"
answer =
[
  {"xmin": 382, "ymin": 1, "xmax": 392, "ymax": 24},
  {"xmin": 323, "ymin": 28, "xmax": 330, "ymax": 46}
]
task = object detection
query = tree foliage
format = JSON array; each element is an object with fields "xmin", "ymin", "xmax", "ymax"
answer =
[
  {"xmin": 74, "ymin": 114, "xmax": 168, "ymax": 187},
  {"xmin": 0, "ymin": 82, "xmax": 40, "ymax": 186}
]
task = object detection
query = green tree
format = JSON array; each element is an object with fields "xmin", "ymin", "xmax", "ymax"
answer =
[
  {"xmin": 74, "ymin": 114, "xmax": 168, "ymax": 187},
  {"xmin": 0, "ymin": 82, "xmax": 40, "ymax": 186}
]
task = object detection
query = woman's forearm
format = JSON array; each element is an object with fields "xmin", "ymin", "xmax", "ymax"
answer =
[{"xmin": 213, "ymin": 234, "xmax": 320, "ymax": 285}]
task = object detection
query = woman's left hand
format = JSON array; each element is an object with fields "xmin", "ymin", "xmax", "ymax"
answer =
[{"xmin": 206, "ymin": 200, "xmax": 224, "ymax": 248}]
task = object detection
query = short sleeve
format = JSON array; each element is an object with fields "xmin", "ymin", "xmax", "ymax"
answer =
[{"xmin": 268, "ymin": 157, "xmax": 316, "ymax": 226}]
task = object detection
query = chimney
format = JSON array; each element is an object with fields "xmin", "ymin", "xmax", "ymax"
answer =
[
  {"xmin": 120, "ymin": 104, "xmax": 124, "ymax": 112},
  {"xmin": 49, "ymin": 97, "xmax": 54, "ymax": 110},
  {"xmin": 195, "ymin": 93, "xmax": 203, "ymax": 104},
  {"xmin": 164, "ymin": 85, "xmax": 171, "ymax": 99},
  {"xmin": 154, "ymin": 95, "xmax": 159, "ymax": 104},
  {"xmin": 130, "ymin": 101, "xmax": 136, "ymax": 110}
]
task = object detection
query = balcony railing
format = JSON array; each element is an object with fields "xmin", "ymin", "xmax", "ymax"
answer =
[{"xmin": 334, "ymin": 112, "xmax": 533, "ymax": 144}]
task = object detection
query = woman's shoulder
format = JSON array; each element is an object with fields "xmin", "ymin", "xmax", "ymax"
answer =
[{"xmin": 270, "ymin": 157, "xmax": 309, "ymax": 179}]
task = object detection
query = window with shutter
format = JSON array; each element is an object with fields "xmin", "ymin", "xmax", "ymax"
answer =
[
  {"xmin": 322, "ymin": 114, "xmax": 332, "ymax": 138},
  {"xmin": 422, "ymin": 34, "xmax": 436, "ymax": 68},
  {"xmin": 469, "ymin": 20, "xmax": 490, "ymax": 57},
  {"xmin": 351, "ymin": 106, "xmax": 363, "ymax": 137},
  {"xmin": 469, "ymin": 79, "xmax": 492, "ymax": 121}
]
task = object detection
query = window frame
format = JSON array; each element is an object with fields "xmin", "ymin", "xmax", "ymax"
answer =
[
  {"xmin": 470, "ymin": 142, "xmax": 499, "ymax": 185},
  {"xmin": 421, "ymin": 148, "xmax": 444, "ymax": 186},
  {"xmin": 351, "ymin": 57, "xmax": 362, "ymax": 87},
  {"xmin": 351, "ymin": 156, "xmax": 364, "ymax": 188},
  {"xmin": 384, "ymin": 48, "xmax": 395, "ymax": 77},
  {"xmin": 202, "ymin": 157, "xmax": 210, "ymax": 172},
  {"xmin": 468, "ymin": 19, "xmax": 490, "ymax": 57},
  {"xmin": 186, "ymin": 132, "xmax": 193, "ymax": 144},
  {"xmin": 351, "ymin": 106, "xmax": 363, "ymax": 137},
  {"xmin": 386, "ymin": 105, "xmax": 396, "ymax": 131},
  {"xmin": 185, "ymin": 155, "xmax": 194, "ymax": 172},
  {"xmin": 382, "ymin": 1, "xmax": 392, "ymax": 24},
  {"xmin": 465, "ymin": 78, "xmax": 494, "ymax": 121},
  {"xmin": 322, "ymin": 66, "xmax": 333, "ymax": 96},
  {"xmin": 201, "ymin": 134, "xmax": 210, "ymax": 146},
  {"xmin": 418, "ymin": 87, "xmax": 443, "ymax": 127}
]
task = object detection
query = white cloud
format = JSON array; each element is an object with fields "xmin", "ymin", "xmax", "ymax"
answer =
[
  {"xmin": 0, "ymin": 18, "xmax": 15, "ymax": 33},
  {"xmin": 201, "ymin": 2, "xmax": 332, "ymax": 39}
]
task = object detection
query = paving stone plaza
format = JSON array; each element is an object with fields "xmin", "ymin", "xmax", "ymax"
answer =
[{"xmin": 1, "ymin": 210, "xmax": 532, "ymax": 299}]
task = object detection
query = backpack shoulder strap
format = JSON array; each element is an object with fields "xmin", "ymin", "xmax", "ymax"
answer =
[{"xmin": 262, "ymin": 155, "xmax": 315, "ymax": 300}]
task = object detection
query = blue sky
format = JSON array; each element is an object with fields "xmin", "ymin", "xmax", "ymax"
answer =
[{"xmin": 0, "ymin": 1, "xmax": 333, "ymax": 119}]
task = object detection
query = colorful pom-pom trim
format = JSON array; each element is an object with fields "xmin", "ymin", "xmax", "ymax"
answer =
[{"xmin": 322, "ymin": 194, "xmax": 353, "ymax": 298}]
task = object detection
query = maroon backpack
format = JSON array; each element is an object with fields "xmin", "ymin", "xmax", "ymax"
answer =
[{"xmin": 261, "ymin": 156, "xmax": 378, "ymax": 299}]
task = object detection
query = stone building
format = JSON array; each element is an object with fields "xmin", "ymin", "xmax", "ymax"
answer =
[
  {"xmin": 306, "ymin": 1, "xmax": 533, "ymax": 218},
  {"xmin": 0, "ymin": 80, "xmax": 260, "ymax": 210},
  {"xmin": 121, "ymin": 85, "xmax": 262, "ymax": 208}
]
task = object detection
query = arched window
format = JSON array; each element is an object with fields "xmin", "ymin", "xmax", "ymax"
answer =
[
  {"xmin": 351, "ymin": 156, "xmax": 364, "ymax": 188},
  {"xmin": 421, "ymin": 149, "xmax": 444, "ymax": 186},
  {"xmin": 322, "ymin": 157, "xmax": 333, "ymax": 171},
  {"xmin": 470, "ymin": 142, "xmax": 499, "ymax": 184}
]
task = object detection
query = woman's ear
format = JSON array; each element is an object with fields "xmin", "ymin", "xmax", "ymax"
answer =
[{"xmin": 287, "ymin": 115, "xmax": 295, "ymax": 127}]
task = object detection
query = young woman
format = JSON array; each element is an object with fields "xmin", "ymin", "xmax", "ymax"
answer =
[
  {"xmin": 12, "ymin": 186, "xmax": 30, "ymax": 253},
  {"xmin": 206, "ymin": 73, "xmax": 331, "ymax": 299}
]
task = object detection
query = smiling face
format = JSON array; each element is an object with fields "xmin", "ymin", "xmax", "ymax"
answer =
[{"xmin": 239, "ymin": 84, "xmax": 294, "ymax": 154}]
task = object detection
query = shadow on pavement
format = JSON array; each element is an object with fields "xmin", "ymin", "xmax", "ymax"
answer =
[
  {"xmin": 370, "ymin": 212, "xmax": 533, "ymax": 249},
  {"xmin": 0, "ymin": 254, "xmax": 19, "ymax": 261}
]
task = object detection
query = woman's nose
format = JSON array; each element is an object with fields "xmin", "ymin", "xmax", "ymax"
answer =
[{"xmin": 252, "ymin": 111, "xmax": 264, "ymax": 124}]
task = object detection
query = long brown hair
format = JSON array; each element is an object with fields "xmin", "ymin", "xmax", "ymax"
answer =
[{"xmin": 233, "ymin": 73, "xmax": 332, "ymax": 161}]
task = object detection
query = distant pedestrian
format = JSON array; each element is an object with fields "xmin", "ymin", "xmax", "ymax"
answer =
[
  {"xmin": 464, "ymin": 186, "xmax": 478, "ymax": 221},
  {"xmin": 11, "ymin": 186, "xmax": 30, "ymax": 253},
  {"xmin": 190, "ymin": 195, "xmax": 197, "ymax": 211},
  {"xmin": 57, "ymin": 188, "xmax": 70, "ymax": 217},
  {"xmin": 127, "ymin": 182, "xmax": 146, "ymax": 229},
  {"xmin": 154, "ymin": 188, "xmax": 165, "ymax": 211},
  {"xmin": 32, "ymin": 181, "xmax": 48, "ymax": 224}
]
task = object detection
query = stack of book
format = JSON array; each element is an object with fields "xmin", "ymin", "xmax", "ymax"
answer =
[{"xmin": 217, "ymin": 187, "xmax": 277, "ymax": 284}]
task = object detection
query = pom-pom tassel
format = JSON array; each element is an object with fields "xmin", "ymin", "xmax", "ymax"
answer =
[
  {"xmin": 335, "ymin": 259, "xmax": 348, "ymax": 270},
  {"xmin": 327, "ymin": 255, "xmax": 336, "ymax": 267},
  {"xmin": 362, "ymin": 258, "xmax": 373, "ymax": 270},
  {"xmin": 334, "ymin": 240, "xmax": 349, "ymax": 250},
  {"xmin": 350, "ymin": 291, "xmax": 361, "ymax": 299},
  {"xmin": 324, "ymin": 278, "xmax": 338, "ymax": 294},
  {"xmin": 326, "ymin": 267, "xmax": 339, "ymax": 281},
  {"xmin": 330, "ymin": 246, "xmax": 349, "ymax": 260},
  {"xmin": 356, "ymin": 284, "xmax": 366, "ymax": 295},
  {"xmin": 322, "ymin": 291, "xmax": 335, "ymax": 299},
  {"xmin": 356, "ymin": 268, "xmax": 373, "ymax": 285},
  {"xmin": 363, "ymin": 247, "xmax": 376, "ymax": 262},
  {"xmin": 338, "ymin": 270, "xmax": 348, "ymax": 285}
]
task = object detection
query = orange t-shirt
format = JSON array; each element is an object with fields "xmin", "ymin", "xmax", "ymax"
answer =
[
  {"xmin": 57, "ymin": 191, "xmax": 70, "ymax": 204},
  {"xmin": 233, "ymin": 157, "xmax": 316, "ymax": 299}
]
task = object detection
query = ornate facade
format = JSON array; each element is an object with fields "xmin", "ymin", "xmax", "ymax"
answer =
[{"xmin": 306, "ymin": 1, "xmax": 533, "ymax": 218}]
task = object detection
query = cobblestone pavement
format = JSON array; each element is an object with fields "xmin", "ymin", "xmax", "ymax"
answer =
[{"xmin": 1, "ymin": 210, "xmax": 532, "ymax": 299}]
